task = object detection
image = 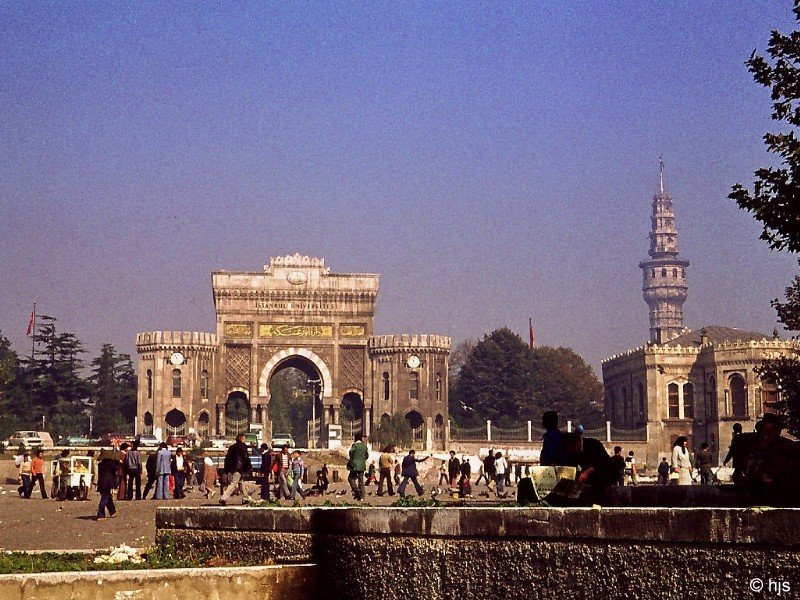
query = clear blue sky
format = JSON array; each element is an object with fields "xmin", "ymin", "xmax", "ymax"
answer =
[{"xmin": 1, "ymin": 2, "xmax": 798, "ymax": 373}]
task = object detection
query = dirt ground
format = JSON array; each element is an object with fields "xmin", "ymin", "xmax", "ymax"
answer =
[{"xmin": 0, "ymin": 451, "xmax": 510, "ymax": 551}]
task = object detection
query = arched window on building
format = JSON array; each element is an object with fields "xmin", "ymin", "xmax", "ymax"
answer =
[
  {"xmin": 682, "ymin": 383, "xmax": 694, "ymax": 419},
  {"xmin": 435, "ymin": 373, "xmax": 442, "ymax": 403},
  {"xmin": 200, "ymin": 370, "xmax": 209, "ymax": 399},
  {"xmin": 409, "ymin": 372, "xmax": 419, "ymax": 400},
  {"xmin": 662, "ymin": 268, "xmax": 667, "ymax": 277},
  {"xmin": 729, "ymin": 374, "xmax": 747, "ymax": 416},
  {"xmin": 172, "ymin": 369, "xmax": 181, "ymax": 398},
  {"xmin": 761, "ymin": 381, "xmax": 779, "ymax": 414},
  {"xmin": 638, "ymin": 382, "xmax": 645, "ymax": 424},
  {"xmin": 668, "ymin": 383, "xmax": 680, "ymax": 418},
  {"xmin": 651, "ymin": 269, "xmax": 656, "ymax": 278},
  {"xmin": 673, "ymin": 268, "xmax": 678, "ymax": 278},
  {"xmin": 707, "ymin": 376, "xmax": 717, "ymax": 419},
  {"xmin": 146, "ymin": 369, "xmax": 153, "ymax": 399},
  {"xmin": 382, "ymin": 372, "xmax": 390, "ymax": 401}
]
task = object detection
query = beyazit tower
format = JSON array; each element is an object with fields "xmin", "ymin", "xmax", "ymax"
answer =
[{"xmin": 639, "ymin": 157, "xmax": 689, "ymax": 343}]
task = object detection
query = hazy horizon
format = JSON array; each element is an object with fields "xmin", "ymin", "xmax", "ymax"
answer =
[{"xmin": 2, "ymin": 2, "xmax": 798, "ymax": 375}]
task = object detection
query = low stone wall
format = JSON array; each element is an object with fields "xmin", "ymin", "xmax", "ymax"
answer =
[
  {"xmin": 0, "ymin": 564, "xmax": 315, "ymax": 600},
  {"xmin": 157, "ymin": 506, "xmax": 800, "ymax": 599}
]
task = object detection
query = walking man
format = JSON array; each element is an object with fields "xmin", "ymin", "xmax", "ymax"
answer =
[
  {"xmin": 142, "ymin": 451, "xmax": 158, "ymax": 499},
  {"xmin": 96, "ymin": 450, "xmax": 118, "ymax": 520},
  {"xmin": 447, "ymin": 450, "xmax": 460, "ymax": 486},
  {"xmin": 377, "ymin": 445, "xmax": 395, "ymax": 496},
  {"xmin": 220, "ymin": 433, "xmax": 252, "ymax": 505},
  {"xmin": 347, "ymin": 434, "xmax": 369, "ymax": 501},
  {"xmin": 154, "ymin": 443, "xmax": 172, "ymax": 500},
  {"xmin": 696, "ymin": 442, "xmax": 714, "ymax": 485},
  {"xmin": 259, "ymin": 443, "xmax": 272, "ymax": 501},
  {"xmin": 124, "ymin": 442, "xmax": 142, "ymax": 500},
  {"xmin": 398, "ymin": 449, "xmax": 429, "ymax": 498},
  {"xmin": 25, "ymin": 449, "xmax": 48, "ymax": 499},
  {"xmin": 171, "ymin": 447, "xmax": 190, "ymax": 499}
]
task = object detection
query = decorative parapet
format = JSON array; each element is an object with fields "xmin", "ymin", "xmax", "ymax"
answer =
[
  {"xmin": 136, "ymin": 331, "xmax": 219, "ymax": 352},
  {"xmin": 265, "ymin": 254, "xmax": 330, "ymax": 274},
  {"xmin": 368, "ymin": 334, "xmax": 451, "ymax": 355},
  {"xmin": 602, "ymin": 338, "xmax": 800, "ymax": 365}
]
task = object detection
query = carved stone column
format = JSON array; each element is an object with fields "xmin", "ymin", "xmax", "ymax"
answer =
[
  {"xmin": 216, "ymin": 404, "xmax": 225, "ymax": 436},
  {"xmin": 364, "ymin": 408, "xmax": 372, "ymax": 437}
]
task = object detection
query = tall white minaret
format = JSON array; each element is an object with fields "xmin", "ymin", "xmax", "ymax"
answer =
[{"xmin": 638, "ymin": 157, "xmax": 690, "ymax": 343}]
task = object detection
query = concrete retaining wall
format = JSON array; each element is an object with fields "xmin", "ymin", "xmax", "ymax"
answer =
[
  {"xmin": 157, "ymin": 506, "xmax": 800, "ymax": 599},
  {"xmin": 0, "ymin": 564, "xmax": 315, "ymax": 600}
]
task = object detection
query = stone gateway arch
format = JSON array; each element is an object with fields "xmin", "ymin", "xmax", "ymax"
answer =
[{"xmin": 136, "ymin": 255, "xmax": 450, "ymax": 449}]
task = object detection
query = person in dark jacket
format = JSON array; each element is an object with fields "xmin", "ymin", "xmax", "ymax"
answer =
[
  {"xmin": 125, "ymin": 442, "xmax": 142, "ymax": 500},
  {"xmin": 142, "ymin": 451, "xmax": 158, "ymax": 499},
  {"xmin": 447, "ymin": 451, "xmax": 460, "ymax": 486},
  {"xmin": 220, "ymin": 433, "xmax": 252, "ymax": 505},
  {"xmin": 397, "ymin": 449, "xmax": 429, "ymax": 497},
  {"xmin": 259, "ymin": 443, "xmax": 272, "ymax": 500},
  {"xmin": 96, "ymin": 450, "xmax": 119, "ymax": 520},
  {"xmin": 562, "ymin": 432, "xmax": 616, "ymax": 488},
  {"xmin": 170, "ymin": 447, "xmax": 191, "ymax": 499}
]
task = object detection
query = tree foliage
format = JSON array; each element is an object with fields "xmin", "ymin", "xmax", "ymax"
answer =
[
  {"xmin": 450, "ymin": 328, "xmax": 604, "ymax": 428},
  {"xmin": 731, "ymin": 1, "xmax": 800, "ymax": 436},
  {"xmin": 0, "ymin": 318, "xmax": 136, "ymax": 439},
  {"xmin": 370, "ymin": 412, "xmax": 412, "ymax": 449},
  {"xmin": 90, "ymin": 344, "xmax": 137, "ymax": 435}
]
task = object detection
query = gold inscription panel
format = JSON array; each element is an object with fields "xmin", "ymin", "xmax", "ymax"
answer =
[
  {"xmin": 259, "ymin": 324, "xmax": 334, "ymax": 338},
  {"xmin": 225, "ymin": 323, "xmax": 253, "ymax": 337},
  {"xmin": 340, "ymin": 324, "xmax": 366, "ymax": 337}
]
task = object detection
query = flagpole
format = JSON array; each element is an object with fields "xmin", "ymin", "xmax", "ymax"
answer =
[{"xmin": 30, "ymin": 302, "xmax": 36, "ymax": 363}]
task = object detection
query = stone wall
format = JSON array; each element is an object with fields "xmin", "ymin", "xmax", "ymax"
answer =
[
  {"xmin": 157, "ymin": 506, "xmax": 800, "ymax": 599},
  {"xmin": 0, "ymin": 564, "xmax": 315, "ymax": 600}
]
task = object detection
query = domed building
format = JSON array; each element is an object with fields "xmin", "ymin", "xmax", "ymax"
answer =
[{"xmin": 602, "ymin": 161, "xmax": 799, "ymax": 464}]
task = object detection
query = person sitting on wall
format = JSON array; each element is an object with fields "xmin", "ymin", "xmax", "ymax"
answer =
[
  {"xmin": 562, "ymin": 431, "xmax": 617, "ymax": 489},
  {"xmin": 741, "ymin": 414, "xmax": 799, "ymax": 504},
  {"xmin": 540, "ymin": 411, "xmax": 565, "ymax": 466}
]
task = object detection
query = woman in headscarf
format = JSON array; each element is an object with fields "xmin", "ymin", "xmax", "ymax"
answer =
[{"xmin": 671, "ymin": 436, "xmax": 693, "ymax": 485}]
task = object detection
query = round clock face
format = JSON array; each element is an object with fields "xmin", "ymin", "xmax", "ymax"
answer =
[
  {"xmin": 287, "ymin": 271, "xmax": 308, "ymax": 285},
  {"xmin": 407, "ymin": 355, "xmax": 420, "ymax": 369},
  {"xmin": 169, "ymin": 352, "xmax": 185, "ymax": 366}
]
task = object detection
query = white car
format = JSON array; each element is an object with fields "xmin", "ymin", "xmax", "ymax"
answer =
[
  {"xmin": 271, "ymin": 433, "xmax": 296, "ymax": 448},
  {"xmin": 6, "ymin": 431, "xmax": 54, "ymax": 450},
  {"xmin": 205, "ymin": 435, "xmax": 234, "ymax": 450}
]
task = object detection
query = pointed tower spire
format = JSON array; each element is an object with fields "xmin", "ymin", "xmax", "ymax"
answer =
[{"xmin": 638, "ymin": 157, "xmax": 690, "ymax": 344}]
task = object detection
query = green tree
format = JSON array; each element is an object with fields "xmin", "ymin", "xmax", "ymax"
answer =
[
  {"xmin": 90, "ymin": 344, "xmax": 137, "ymax": 435},
  {"xmin": 452, "ymin": 328, "xmax": 604, "ymax": 428},
  {"xmin": 370, "ymin": 412, "xmax": 412, "ymax": 449},
  {"xmin": 0, "ymin": 332, "xmax": 23, "ymax": 438},
  {"xmin": 23, "ymin": 316, "xmax": 91, "ymax": 437},
  {"xmin": 529, "ymin": 346, "xmax": 604, "ymax": 428},
  {"xmin": 730, "ymin": 1, "xmax": 800, "ymax": 436}
]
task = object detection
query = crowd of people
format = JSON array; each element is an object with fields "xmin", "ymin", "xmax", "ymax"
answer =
[{"xmin": 13, "ymin": 410, "xmax": 799, "ymax": 515}]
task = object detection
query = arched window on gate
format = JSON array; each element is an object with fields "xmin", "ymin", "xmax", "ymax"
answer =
[
  {"xmin": 382, "ymin": 372, "xmax": 390, "ymax": 401},
  {"xmin": 146, "ymin": 369, "xmax": 153, "ymax": 399},
  {"xmin": 200, "ymin": 370, "xmax": 209, "ymax": 399},
  {"xmin": 729, "ymin": 374, "xmax": 747, "ymax": 417},
  {"xmin": 435, "ymin": 373, "xmax": 442, "ymax": 403},
  {"xmin": 409, "ymin": 372, "xmax": 419, "ymax": 400},
  {"xmin": 172, "ymin": 369, "xmax": 181, "ymax": 398}
]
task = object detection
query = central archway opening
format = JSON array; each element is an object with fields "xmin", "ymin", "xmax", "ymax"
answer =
[
  {"xmin": 341, "ymin": 391, "xmax": 364, "ymax": 440},
  {"xmin": 225, "ymin": 391, "xmax": 250, "ymax": 436},
  {"xmin": 268, "ymin": 355, "xmax": 323, "ymax": 447},
  {"xmin": 165, "ymin": 408, "xmax": 187, "ymax": 437}
]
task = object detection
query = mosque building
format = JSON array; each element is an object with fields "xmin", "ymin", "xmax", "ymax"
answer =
[{"xmin": 601, "ymin": 160, "xmax": 799, "ymax": 462}]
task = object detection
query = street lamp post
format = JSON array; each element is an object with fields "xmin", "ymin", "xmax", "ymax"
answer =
[{"xmin": 308, "ymin": 378, "xmax": 321, "ymax": 449}]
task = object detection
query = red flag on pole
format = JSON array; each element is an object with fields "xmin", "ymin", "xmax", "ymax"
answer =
[
  {"xmin": 529, "ymin": 318, "xmax": 535, "ymax": 349},
  {"xmin": 26, "ymin": 307, "xmax": 35, "ymax": 336}
]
